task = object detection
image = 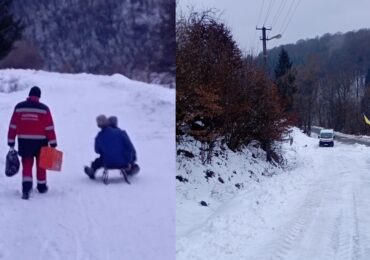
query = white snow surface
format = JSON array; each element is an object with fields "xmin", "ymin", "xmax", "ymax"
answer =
[
  {"xmin": 0, "ymin": 69, "xmax": 175, "ymax": 260},
  {"xmin": 177, "ymin": 128, "xmax": 370, "ymax": 259}
]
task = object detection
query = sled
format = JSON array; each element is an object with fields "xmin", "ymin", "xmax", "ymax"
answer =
[
  {"xmin": 101, "ymin": 164, "xmax": 140, "ymax": 185},
  {"xmin": 102, "ymin": 168, "xmax": 130, "ymax": 185},
  {"xmin": 39, "ymin": 147, "xmax": 63, "ymax": 171}
]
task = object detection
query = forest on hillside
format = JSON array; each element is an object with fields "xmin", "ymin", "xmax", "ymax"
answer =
[
  {"xmin": 266, "ymin": 29, "xmax": 370, "ymax": 134},
  {"xmin": 0, "ymin": 0, "xmax": 175, "ymax": 86}
]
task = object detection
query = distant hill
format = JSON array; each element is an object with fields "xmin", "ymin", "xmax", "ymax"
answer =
[
  {"xmin": 264, "ymin": 29, "xmax": 370, "ymax": 135},
  {"xmin": 267, "ymin": 28, "xmax": 370, "ymax": 75},
  {"xmin": 2, "ymin": 0, "xmax": 175, "ymax": 86}
]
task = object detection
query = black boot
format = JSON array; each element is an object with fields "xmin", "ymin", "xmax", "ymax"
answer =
[
  {"xmin": 22, "ymin": 181, "xmax": 32, "ymax": 200},
  {"xmin": 128, "ymin": 163, "xmax": 140, "ymax": 176},
  {"xmin": 22, "ymin": 192, "xmax": 30, "ymax": 200},
  {"xmin": 84, "ymin": 166, "xmax": 96, "ymax": 179},
  {"xmin": 37, "ymin": 183, "xmax": 48, "ymax": 194}
]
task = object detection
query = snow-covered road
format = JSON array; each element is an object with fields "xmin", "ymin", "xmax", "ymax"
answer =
[
  {"xmin": 177, "ymin": 130, "xmax": 370, "ymax": 260},
  {"xmin": 253, "ymin": 144, "xmax": 370, "ymax": 260}
]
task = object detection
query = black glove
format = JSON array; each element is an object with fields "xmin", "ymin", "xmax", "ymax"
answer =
[
  {"xmin": 50, "ymin": 143, "xmax": 57, "ymax": 148},
  {"xmin": 8, "ymin": 142, "xmax": 15, "ymax": 149}
]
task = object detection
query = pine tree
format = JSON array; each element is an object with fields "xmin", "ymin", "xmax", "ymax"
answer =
[
  {"xmin": 0, "ymin": 0, "xmax": 23, "ymax": 60},
  {"xmin": 274, "ymin": 48, "xmax": 297, "ymax": 112}
]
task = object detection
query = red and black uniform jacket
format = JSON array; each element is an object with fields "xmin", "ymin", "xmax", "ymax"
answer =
[{"xmin": 7, "ymin": 96, "xmax": 57, "ymax": 157}]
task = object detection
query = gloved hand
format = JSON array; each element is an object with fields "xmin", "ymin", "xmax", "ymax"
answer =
[
  {"xmin": 50, "ymin": 143, "xmax": 57, "ymax": 148},
  {"xmin": 8, "ymin": 143, "xmax": 15, "ymax": 150}
]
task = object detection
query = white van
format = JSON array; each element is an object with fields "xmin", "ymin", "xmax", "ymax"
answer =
[{"xmin": 319, "ymin": 129, "xmax": 335, "ymax": 147}]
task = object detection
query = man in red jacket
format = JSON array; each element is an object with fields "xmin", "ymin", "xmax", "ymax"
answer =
[{"xmin": 7, "ymin": 86, "xmax": 57, "ymax": 200}]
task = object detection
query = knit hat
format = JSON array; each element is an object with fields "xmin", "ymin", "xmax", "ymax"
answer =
[
  {"xmin": 96, "ymin": 115, "xmax": 108, "ymax": 128},
  {"xmin": 29, "ymin": 86, "xmax": 41, "ymax": 98},
  {"xmin": 108, "ymin": 116, "xmax": 118, "ymax": 127}
]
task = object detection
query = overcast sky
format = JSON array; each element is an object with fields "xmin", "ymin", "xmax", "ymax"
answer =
[{"xmin": 178, "ymin": 0, "xmax": 370, "ymax": 55}]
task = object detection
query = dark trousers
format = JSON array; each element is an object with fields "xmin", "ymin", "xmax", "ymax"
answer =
[{"xmin": 91, "ymin": 157, "xmax": 103, "ymax": 171}]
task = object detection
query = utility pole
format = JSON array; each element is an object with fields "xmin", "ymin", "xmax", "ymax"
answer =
[
  {"xmin": 256, "ymin": 26, "xmax": 282, "ymax": 67},
  {"xmin": 256, "ymin": 26, "xmax": 271, "ymax": 66}
]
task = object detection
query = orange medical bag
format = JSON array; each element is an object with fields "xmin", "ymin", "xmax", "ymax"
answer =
[{"xmin": 39, "ymin": 147, "xmax": 63, "ymax": 171}]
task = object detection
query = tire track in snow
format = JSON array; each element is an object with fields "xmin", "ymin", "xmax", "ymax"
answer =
[
  {"xmin": 269, "ymin": 189, "xmax": 324, "ymax": 260},
  {"xmin": 355, "ymin": 165, "xmax": 370, "ymax": 260},
  {"xmin": 324, "ymin": 157, "xmax": 363, "ymax": 260},
  {"xmin": 356, "ymin": 192, "xmax": 370, "ymax": 260},
  {"xmin": 326, "ymin": 167, "xmax": 358, "ymax": 260},
  {"xmin": 266, "ymin": 164, "xmax": 347, "ymax": 260},
  {"xmin": 328, "ymin": 211, "xmax": 342, "ymax": 259},
  {"xmin": 330, "ymin": 210, "xmax": 353, "ymax": 260},
  {"xmin": 330, "ymin": 191, "xmax": 361, "ymax": 260},
  {"xmin": 255, "ymin": 140, "xmax": 370, "ymax": 260},
  {"xmin": 324, "ymin": 169, "xmax": 352, "ymax": 260},
  {"xmin": 351, "ymin": 193, "xmax": 361, "ymax": 260}
]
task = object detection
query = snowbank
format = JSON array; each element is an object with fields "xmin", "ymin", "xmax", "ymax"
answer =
[
  {"xmin": 176, "ymin": 128, "xmax": 326, "ymax": 259},
  {"xmin": 0, "ymin": 71, "xmax": 33, "ymax": 93}
]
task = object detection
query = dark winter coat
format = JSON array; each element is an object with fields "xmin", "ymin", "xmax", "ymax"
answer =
[
  {"xmin": 95, "ymin": 127, "xmax": 136, "ymax": 168},
  {"xmin": 7, "ymin": 96, "xmax": 57, "ymax": 157},
  {"xmin": 111, "ymin": 126, "xmax": 137, "ymax": 162}
]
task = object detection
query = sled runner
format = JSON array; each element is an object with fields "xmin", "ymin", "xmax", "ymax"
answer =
[
  {"xmin": 85, "ymin": 163, "xmax": 139, "ymax": 185},
  {"xmin": 102, "ymin": 168, "xmax": 131, "ymax": 185}
]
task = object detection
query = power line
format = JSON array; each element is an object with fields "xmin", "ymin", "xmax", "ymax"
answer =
[
  {"xmin": 265, "ymin": 0, "xmax": 283, "ymax": 41},
  {"xmin": 281, "ymin": 0, "xmax": 302, "ymax": 34},
  {"xmin": 271, "ymin": 0, "xmax": 287, "ymax": 28},
  {"xmin": 263, "ymin": 0, "xmax": 275, "ymax": 26},
  {"xmin": 253, "ymin": 0, "xmax": 266, "ymax": 54},
  {"xmin": 268, "ymin": 0, "xmax": 279, "ymax": 26},
  {"xmin": 278, "ymin": 0, "xmax": 296, "ymax": 33},
  {"xmin": 256, "ymin": 0, "xmax": 265, "ymax": 26},
  {"xmin": 263, "ymin": 0, "xmax": 274, "ymax": 41}
]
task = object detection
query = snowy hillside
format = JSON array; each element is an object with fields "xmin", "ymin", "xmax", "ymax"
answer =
[
  {"xmin": 176, "ymin": 136, "xmax": 290, "ymax": 237},
  {"xmin": 0, "ymin": 69, "xmax": 175, "ymax": 260},
  {"xmin": 9, "ymin": 1, "xmax": 175, "ymax": 85},
  {"xmin": 177, "ymin": 128, "xmax": 370, "ymax": 259}
]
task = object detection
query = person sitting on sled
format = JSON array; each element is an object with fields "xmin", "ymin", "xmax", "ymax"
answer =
[
  {"xmin": 107, "ymin": 116, "xmax": 139, "ymax": 174},
  {"xmin": 84, "ymin": 115, "xmax": 139, "ymax": 179}
]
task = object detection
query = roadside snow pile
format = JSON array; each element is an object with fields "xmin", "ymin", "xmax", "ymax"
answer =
[
  {"xmin": 0, "ymin": 71, "xmax": 34, "ymax": 93},
  {"xmin": 176, "ymin": 128, "xmax": 320, "ymax": 259},
  {"xmin": 176, "ymin": 130, "xmax": 297, "ymax": 236}
]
